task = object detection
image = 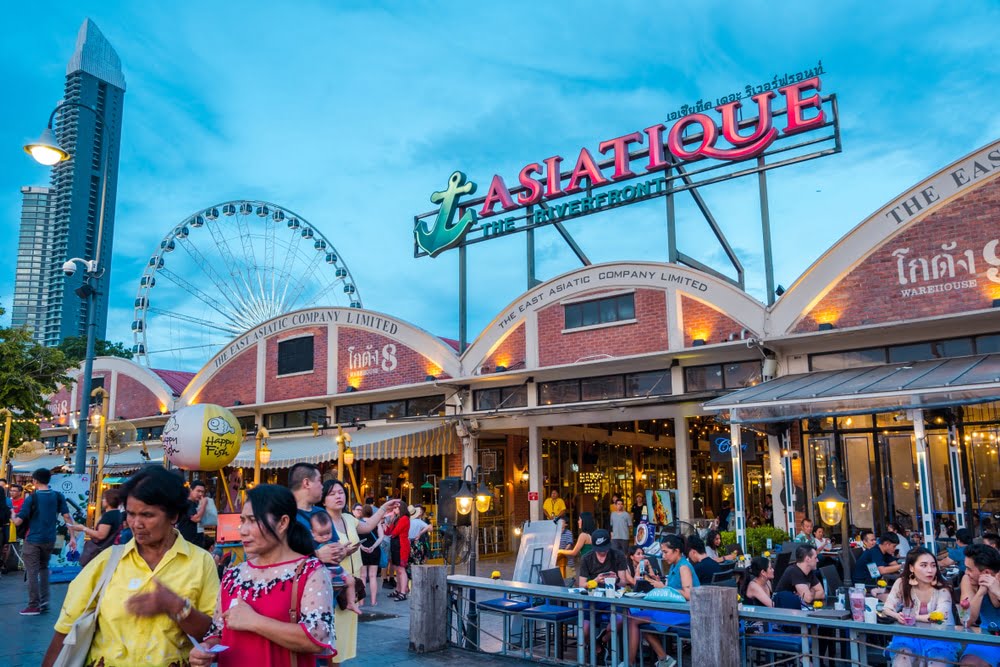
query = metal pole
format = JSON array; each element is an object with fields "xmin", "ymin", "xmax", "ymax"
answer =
[
  {"xmin": 92, "ymin": 388, "xmax": 109, "ymax": 527},
  {"xmin": 782, "ymin": 431, "xmax": 796, "ymax": 535},
  {"xmin": 912, "ymin": 409, "xmax": 937, "ymax": 550},
  {"xmin": 948, "ymin": 424, "xmax": 968, "ymax": 530},
  {"xmin": 69, "ymin": 100, "xmax": 110, "ymax": 477},
  {"xmin": 0, "ymin": 410, "xmax": 11, "ymax": 480},
  {"xmin": 254, "ymin": 430, "xmax": 264, "ymax": 487},
  {"xmin": 730, "ymin": 422, "xmax": 747, "ymax": 553},
  {"xmin": 458, "ymin": 245, "xmax": 467, "ymax": 353},
  {"xmin": 336, "ymin": 425, "xmax": 346, "ymax": 482},
  {"xmin": 74, "ymin": 291, "xmax": 97, "ymax": 475},
  {"xmin": 757, "ymin": 156, "xmax": 776, "ymax": 306}
]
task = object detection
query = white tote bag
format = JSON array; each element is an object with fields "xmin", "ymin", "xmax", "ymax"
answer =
[{"xmin": 54, "ymin": 545, "xmax": 126, "ymax": 667}]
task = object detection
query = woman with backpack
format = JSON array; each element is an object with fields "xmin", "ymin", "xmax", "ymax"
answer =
[{"xmin": 70, "ymin": 488, "xmax": 124, "ymax": 567}]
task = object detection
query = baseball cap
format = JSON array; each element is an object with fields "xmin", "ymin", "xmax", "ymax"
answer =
[{"xmin": 592, "ymin": 529, "xmax": 612, "ymax": 552}]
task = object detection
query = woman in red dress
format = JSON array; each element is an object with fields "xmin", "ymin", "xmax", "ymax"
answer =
[
  {"xmin": 190, "ymin": 485, "xmax": 335, "ymax": 667},
  {"xmin": 385, "ymin": 506, "xmax": 411, "ymax": 601}
]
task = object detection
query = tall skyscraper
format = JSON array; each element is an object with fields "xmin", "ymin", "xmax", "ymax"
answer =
[
  {"xmin": 11, "ymin": 187, "xmax": 54, "ymax": 336},
  {"xmin": 14, "ymin": 18, "xmax": 126, "ymax": 346}
]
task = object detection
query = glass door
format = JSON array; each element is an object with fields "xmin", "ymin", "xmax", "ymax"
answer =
[
  {"xmin": 842, "ymin": 435, "xmax": 876, "ymax": 532},
  {"xmin": 880, "ymin": 434, "xmax": 919, "ymax": 534}
]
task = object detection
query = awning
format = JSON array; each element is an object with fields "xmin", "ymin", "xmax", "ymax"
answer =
[
  {"xmin": 230, "ymin": 422, "xmax": 459, "ymax": 470},
  {"xmin": 11, "ymin": 443, "xmax": 165, "ymax": 474},
  {"xmin": 704, "ymin": 353, "xmax": 1000, "ymax": 423}
]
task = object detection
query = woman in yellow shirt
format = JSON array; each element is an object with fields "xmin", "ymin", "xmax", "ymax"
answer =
[{"xmin": 42, "ymin": 467, "xmax": 220, "ymax": 667}]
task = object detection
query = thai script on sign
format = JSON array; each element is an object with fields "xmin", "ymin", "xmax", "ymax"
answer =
[
  {"xmin": 347, "ymin": 343, "xmax": 398, "ymax": 377},
  {"xmin": 665, "ymin": 60, "xmax": 826, "ymax": 123},
  {"xmin": 893, "ymin": 239, "xmax": 1000, "ymax": 298}
]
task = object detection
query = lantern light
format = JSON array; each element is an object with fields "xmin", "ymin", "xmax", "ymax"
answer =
[
  {"xmin": 259, "ymin": 443, "xmax": 272, "ymax": 465},
  {"xmin": 815, "ymin": 485, "xmax": 847, "ymax": 526},
  {"xmin": 342, "ymin": 446, "xmax": 355, "ymax": 466},
  {"xmin": 455, "ymin": 480, "xmax": 475, "ymax": 516}
]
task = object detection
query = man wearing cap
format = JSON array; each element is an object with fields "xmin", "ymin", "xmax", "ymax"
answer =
[
  {"xmin": 577, "ymin": 529, "xmax": 628, "ymax": 651},
  {"xmin": 578, "ymin": 528, "xmax": 628, "ymax": 587}
]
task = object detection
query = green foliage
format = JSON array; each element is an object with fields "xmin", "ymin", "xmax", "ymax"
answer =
[
  {"xmin": 0, "ymin": 307, "xmax": 73, "ymax": 442},
  {"xmin": 719, "ymin": 525, "xmax": 789, "ymax": 556},
  {"xmin": 58, "ymin": 336, "xmax": 134, "ymax": 365}
]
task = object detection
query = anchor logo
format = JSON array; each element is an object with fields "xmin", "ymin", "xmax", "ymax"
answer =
[{"xmin": 415, "ymin": 171, "xmax": 477, "ymax": 257}]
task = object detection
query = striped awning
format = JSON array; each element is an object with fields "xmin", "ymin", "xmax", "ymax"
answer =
[{"xmin": 229, "ymin": 421, "xmax": 458, "ymax": 470}]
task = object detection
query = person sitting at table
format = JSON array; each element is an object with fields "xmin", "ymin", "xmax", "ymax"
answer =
[
  {"xmin": 623, "ymin": 545, "xmax": 661, "ymax": 590},
  {"xmin": 622, "ymin": 535, "xmax": 697, "ymax": 667},
  {"xmin": 854, "ymin": 533, "xmax": 902, "ymax": 587},
  {"xmin": 576, "ymin": 529, "xmax": 628, "ymax": 649},
  {"xmin": 941, "ymin": 528, "xmax": 973, "ymax": 576},
  {"xmin": 742, "ymin": 556, "xmax": 774, "ymax": 607},
  {"xmin": 775, "ymin": 544, "xmax": 824, "ymax": 605},
  {"xmin": 881, "ymin": 547, "xmax": 959, "ymax": 667},
  {"xmin": 812, "ymin": 525, "xmax": 832, "ymax": 552},
  {"xmin": 685, "ymin": 534, "xmax": 721, "ymax": 584},
  {"xmin": 886, "ymin": 522, "xmax": 911, "ymax": 557},
  {"xmin": 958, "ymin": 544, "xmax": 1000, "ymax": 666},
  {"xmin": 795, "ymin": 517, "xmax": 816, "ymax": 545},
  {"xmin": 983, "ymin": 533, "xmax": 1000, "ymax": 551},
  {"xmin": 704, "ymin": 529, "xmax": 736, "ymax": 563}
]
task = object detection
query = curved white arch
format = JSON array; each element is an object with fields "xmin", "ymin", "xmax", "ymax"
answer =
[
  {"xmin": 57, "ymin": 357, "xmax": 177, "ymax": 420},
  {"xmin": 771, "ymin": 139, "xmax": 1000, "ymax": 334},
  {"xmin": 181, "ymin": 307, "xmax": 462, "ymax": 404},
  {"xmin": 462, "ymin": 261, "xmax": 767, "ymax": 369}
]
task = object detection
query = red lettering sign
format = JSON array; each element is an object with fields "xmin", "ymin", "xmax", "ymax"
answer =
[{"xmin": 478, "ymin": 76, "xmax": 827, "ymax": 218}]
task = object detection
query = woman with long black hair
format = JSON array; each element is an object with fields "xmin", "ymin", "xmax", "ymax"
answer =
[{"xmin": 190, "ymin": 484, "xmax": 335, "ymax": 667}]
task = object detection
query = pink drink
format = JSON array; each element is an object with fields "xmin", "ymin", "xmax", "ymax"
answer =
[
  {"xmin": 901, "ymin": 607, "xmax": 916, "ymax": 626},
  {"xmin": 849, "ymin": 590, "xmax": 865, "ymax": 622}
]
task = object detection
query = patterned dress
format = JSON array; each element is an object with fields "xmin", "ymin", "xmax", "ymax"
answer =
[{"xmin": 207, "ymin": 556, "xmax": 335, "ymax": 667}]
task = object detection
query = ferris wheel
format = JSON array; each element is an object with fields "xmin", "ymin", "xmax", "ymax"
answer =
[{"xmin": 132, "ymin": 200, "xmax": 363, "ymax": 369}]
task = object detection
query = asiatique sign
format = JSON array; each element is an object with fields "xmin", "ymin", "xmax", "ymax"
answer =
[{"xmin": 415, "ymin": 64, "xmax": 834, "ymax": 258}]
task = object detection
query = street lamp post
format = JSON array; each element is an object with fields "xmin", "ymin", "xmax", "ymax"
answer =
[
  {"xmin": 91, "ymin": 388, "xmax": 109, "ymax": 527},
  {"xmin": 25, "ymin": 101, "xmax": 111, "ymax": 475},
  {"xmin": 454, "ymin": 464, "xmax": 492, "ymax": 649},
  {"xmin": 815, "ymin": 442, "xmax": 852, "ymax": 585}
]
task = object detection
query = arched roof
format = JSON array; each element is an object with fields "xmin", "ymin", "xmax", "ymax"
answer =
[
  {"xmin": 770, "ymin": 139, "xmax": 1000, "ymax": 334},
  {"xmin": 462, "ymin": 260, "xmax": 767, "ymax": 369},
  {"xmin": 180, "ymin": 307, "xmax": 462, "ymax": 404}
]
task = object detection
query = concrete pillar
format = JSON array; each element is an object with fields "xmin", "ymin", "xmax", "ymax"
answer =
[
  {"xmin": 729, "ymin": 423, "xmax": 747, "ymax": 552},
  {"xmin": 912, "ymin": 409, "xmax": 936, "ymax": 550},
  {"xmin": 528, "ymin": 425, "xmax": 542, "ymax": 521},
  {"xmin": 674, "ymin": 417, "xmax": 692, "ymax": 522}
]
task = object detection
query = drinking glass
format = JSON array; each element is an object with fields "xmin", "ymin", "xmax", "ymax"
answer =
[
  {"xmin": 901, "ymin": 606, "xmax": 916, "ymax": 626},
  {"xmin": 957, "ymin": 606, "xmax": 971, "ymax": 630},
  {"xmin": 605, "ymin": 576, "xmax": 617, "ymax": 592}
]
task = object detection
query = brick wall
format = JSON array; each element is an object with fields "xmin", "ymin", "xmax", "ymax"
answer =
[
  {"xmin": 537, "ymin": 288, "xmax": 668, "ymax": 367},
  {"xmin": 482, "ymin": 323, "xmax": 525, "ymax": 373},
  {"xmin": 446, "ymin": 452, "xmax": 463, "ymax": 477},
  {"xmin": 198, "ymin": 347, "xmax": 257, "ymax": 406},
  {"xmin": 338, "ymin": 327, "xmax": 439, "ymax": 393},
  {"xmin": 265, "ymin": 327, "xmax": 329, "ymax": 402},
  {"xmin": 680, "ymin": 296, "xmax": 747, "ymax": 347},
  {"xmin": 793, "ymin": 176, "xmax": 1000, "ymax": 332},
  {"xmin": 115, "ymin": 374, "xmax": 162, "ymax": 420},
  {"xmin": 42, "ymin": 385, "xmax": 75, "ymax": 429}
]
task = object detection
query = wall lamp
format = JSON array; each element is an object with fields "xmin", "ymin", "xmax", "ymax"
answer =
[
  {"xmin": 817, "ymin": 323, "xmax": 835, "ymax": 331},
  {"xmin": 692, "ymin": 338, "xmax": 706, "ymax": 347}
]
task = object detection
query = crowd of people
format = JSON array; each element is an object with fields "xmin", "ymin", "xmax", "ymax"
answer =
[{"xmin": 0, "ymin": 463, "xmax": 437, "ymax": 666}]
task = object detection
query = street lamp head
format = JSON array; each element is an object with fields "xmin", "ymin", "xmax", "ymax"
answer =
[
  {"xmin": 815, "ymin": 485, "xmax": 848, "ymax": 526},
  {"xmin": 454, "ymin": 480, "xmax": 475, "ymax": 516},
  {"xmin": 259, "ymin": 443, "xmax": 272, "ymax": 465},
  {"xmin": 24, "ymin": 127, "xmax": 69, "ymax": 166},
  {"xmin": 342, "ymin": 446, "xmax": 354, "ymax": 466}
]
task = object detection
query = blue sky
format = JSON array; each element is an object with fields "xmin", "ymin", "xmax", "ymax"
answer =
[{"xmin": 2, "ymin": 2, "xmax": 998, "ymax": 370}]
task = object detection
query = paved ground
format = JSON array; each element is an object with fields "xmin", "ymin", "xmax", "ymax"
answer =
[{"xmin": 0, "ymin": 553, "xmax": 531, "ymax": 667}]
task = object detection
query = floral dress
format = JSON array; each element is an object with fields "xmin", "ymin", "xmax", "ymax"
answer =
[{"xmin": 207, "ymin": 556, "xmax": 335, "ymax": 667}]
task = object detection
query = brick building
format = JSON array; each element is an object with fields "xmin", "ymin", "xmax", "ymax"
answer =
[{"xmin": 34, "ymin": 138, "xmax": 1000, "ymax": 556}]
